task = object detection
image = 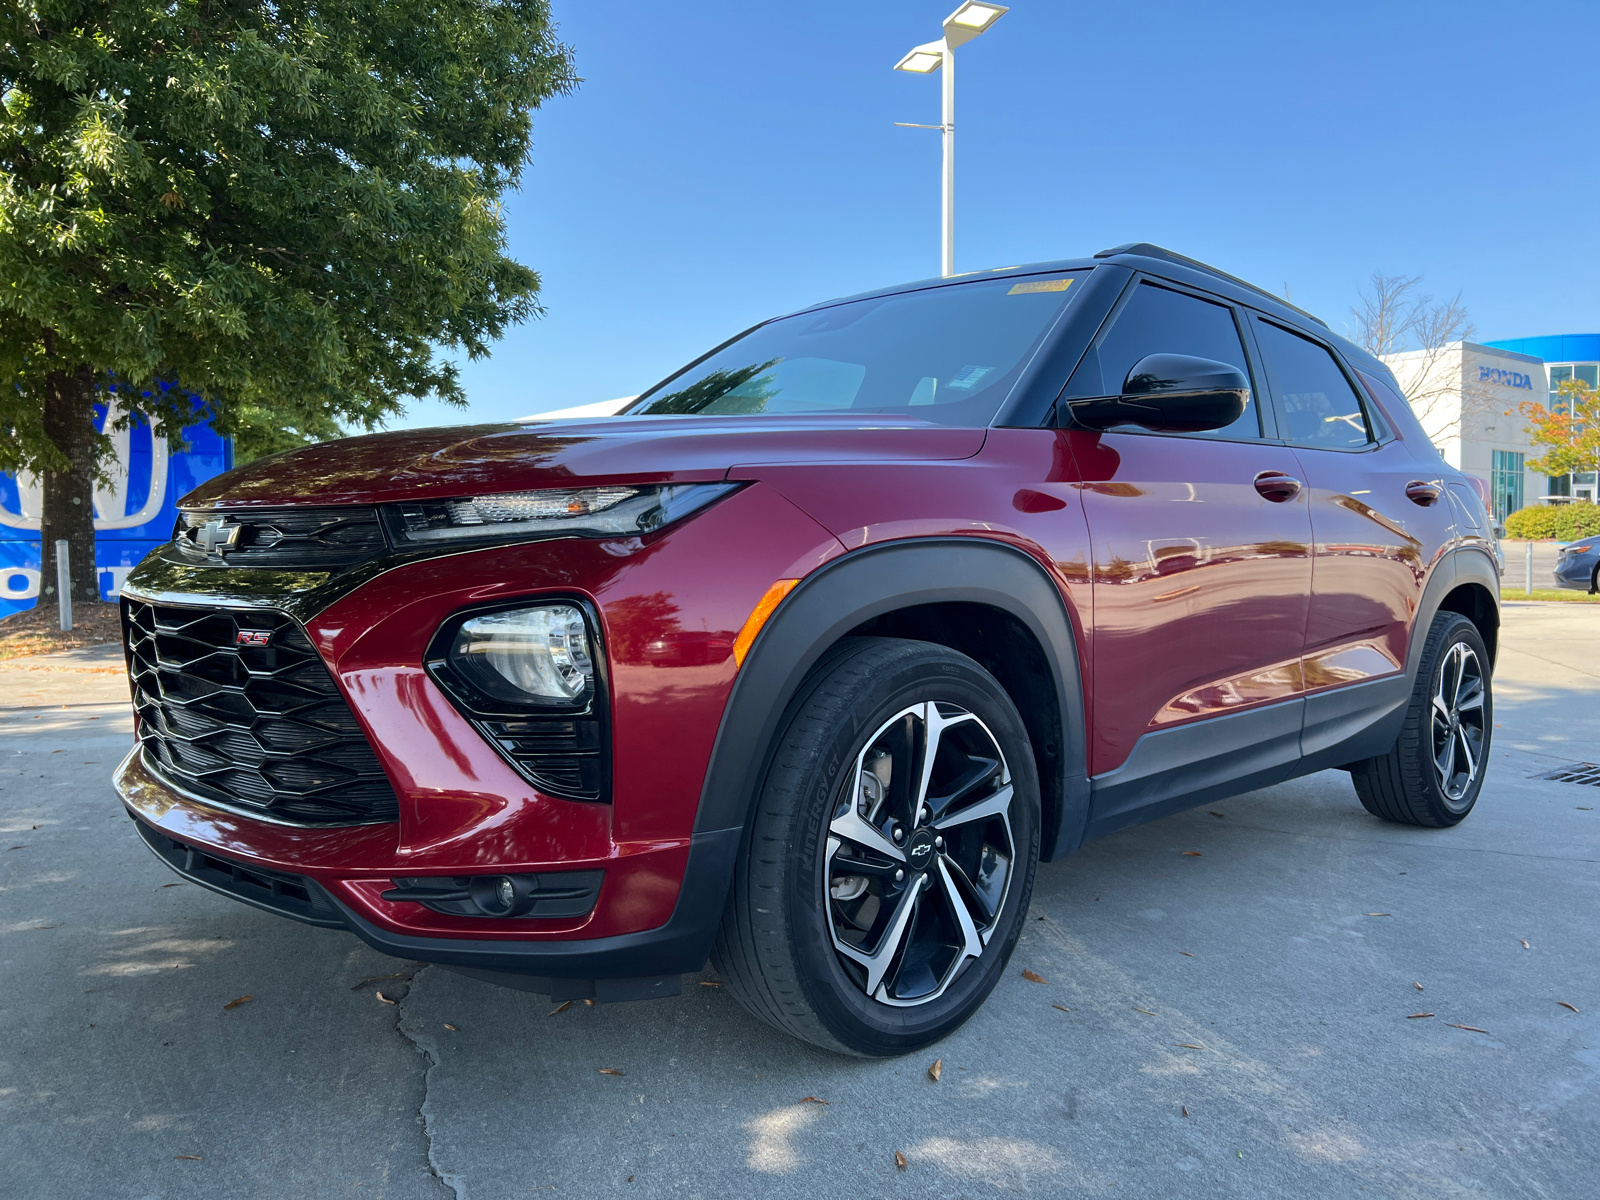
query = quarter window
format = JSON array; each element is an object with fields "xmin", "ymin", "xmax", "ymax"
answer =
[
  {"xmin": 1255, "ymin": 322, "xmax": 1373, "ymax": 449},
  {"xmin": 1068, "ymin": 282, "xmax": 1261, "ymax": 438}
]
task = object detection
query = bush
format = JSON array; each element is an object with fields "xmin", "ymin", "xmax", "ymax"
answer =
[{"xmin": 1504, "ymin": 502, "xmax": 1600, "ymax": 540}]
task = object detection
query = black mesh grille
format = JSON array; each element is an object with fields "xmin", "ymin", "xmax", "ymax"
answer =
[
  {"xmin": 172, "ymin": 507, "xmax": 388, "ymax": 570},
  {"xmin": 124, "ymin": 598, "xmax": 400, "ymax": 825}
]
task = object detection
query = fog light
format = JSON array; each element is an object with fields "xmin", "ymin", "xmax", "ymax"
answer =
[
  {"xmin": 469, "ymin": 875, "xmax": 523, "ymax": 918},
  {"xmin": 448, "ymin": 604, "xmax": 593, "ymax": 706}
]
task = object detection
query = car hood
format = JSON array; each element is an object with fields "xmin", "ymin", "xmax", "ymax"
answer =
[{"xmin": 180, "ymin": 415, "xmax": 988, "ymax": 508}]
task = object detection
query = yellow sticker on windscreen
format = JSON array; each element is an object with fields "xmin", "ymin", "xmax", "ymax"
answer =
[{"xmin": 1008, "ymin": 278, "xmax": 1074, "ymax": 295}]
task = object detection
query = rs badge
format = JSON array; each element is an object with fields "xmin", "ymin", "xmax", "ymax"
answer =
[{"xmin": 235, "ymin": 629, "xmax": 272, "ymax": 647}]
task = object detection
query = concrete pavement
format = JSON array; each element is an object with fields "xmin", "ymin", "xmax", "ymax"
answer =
[{"xmin": 2, "ymin": 610, "xmax": 1595, "ymax": 1199}]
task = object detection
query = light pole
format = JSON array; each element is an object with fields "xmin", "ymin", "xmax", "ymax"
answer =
[{"xmin": 894, "ymin": 2, "xmax": 1008, "ymax": 277}]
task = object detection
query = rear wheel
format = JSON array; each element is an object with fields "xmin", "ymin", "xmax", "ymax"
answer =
[
  {"xmin": 1350, "ymin": 612, "xmax": 1491, "ymax": 827},
  {"xmin": 712, "ymin": 637, "xmax": 1040, "ymax": 1056}
]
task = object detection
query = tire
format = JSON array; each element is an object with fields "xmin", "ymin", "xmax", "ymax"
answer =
[
  {"xmin": 712, "ymin": 637, "xmax": 1041, "ymax": 1056},
  {"xmin": 1350, "ymin": 612, "xmax": 1492, "ymax": 827}
]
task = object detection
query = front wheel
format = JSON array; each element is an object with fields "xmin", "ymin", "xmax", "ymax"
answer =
[
  {"xmin": 1350, "ymin": 612, "xmax": 1491, "ymax": 827},
  {"xmin": 712, "ymin": 637, "xmax": 1041, "ymax": 1056}
]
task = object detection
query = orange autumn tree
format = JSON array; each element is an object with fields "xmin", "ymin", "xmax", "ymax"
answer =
[{"xmin": 1515, "ymin": 379, "xmax": 1600, "ymax": 480}]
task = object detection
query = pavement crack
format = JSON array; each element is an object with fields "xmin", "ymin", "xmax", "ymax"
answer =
[{"xmin": 383, "ymin": 963, "xmax": 464, "ymax": 1199}]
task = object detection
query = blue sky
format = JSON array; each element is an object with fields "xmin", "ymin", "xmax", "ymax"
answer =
[{"xmin": 395, "ymin": 0, "xmax": 1600, "ymax": 429}]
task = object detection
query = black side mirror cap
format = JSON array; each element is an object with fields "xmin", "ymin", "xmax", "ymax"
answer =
[{"xmin": 1067, "ymin": 354, "xmax": 1249, "ymax": 433}]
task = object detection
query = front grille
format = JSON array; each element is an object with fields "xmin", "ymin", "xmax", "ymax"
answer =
[
  {"xmin": 173, "ymin": 506, "xmax": 388, "ymax": 570},
  {"xmin": 124, "ymin": 598, "xmax": 400, "ymax": 825}
]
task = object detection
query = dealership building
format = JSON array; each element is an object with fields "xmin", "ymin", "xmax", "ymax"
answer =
[{"xmin": 1380, "ymin": 334, "xmax": 1600, "ymax": 523}]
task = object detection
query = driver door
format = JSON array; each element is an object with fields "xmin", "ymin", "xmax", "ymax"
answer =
[{"xmin": 1063, "ymin": 280, "xmax": 1314, "ymax": 833}]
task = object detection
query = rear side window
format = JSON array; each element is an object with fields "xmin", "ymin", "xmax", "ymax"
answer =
[
  {"xmin": 1066, "ymin": 281, "xmax": 1261, "ymax": 439},
  {"xmin": 1255, "ymin": 321, "xmax": 1373, "ymax": 449}
]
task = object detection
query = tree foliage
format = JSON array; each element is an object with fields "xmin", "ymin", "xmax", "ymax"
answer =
[
  {"xmin": 1514, "ymin": 379, "xmax": 1600, "ymax": 479},
  {"xmin": 0, "ymin": 0, "xmax": 576, "ymax": 468}
]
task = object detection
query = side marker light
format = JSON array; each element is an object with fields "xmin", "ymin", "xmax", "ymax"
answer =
[{"xmin": 732, "ymin": 579, "xmax": 799, "ymax": 668}]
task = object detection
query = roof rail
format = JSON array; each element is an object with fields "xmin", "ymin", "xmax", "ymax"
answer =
[{"xmin": 1094, "ymin": 242, "xmax": 1329, "ymax": 328}]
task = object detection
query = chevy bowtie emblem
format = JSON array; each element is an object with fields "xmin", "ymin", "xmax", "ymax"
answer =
[
  {"xmin": 235, "ymin": 629, "xmax": 272, "ymax": 647},
  {"xmin": 194, "ymin": 518, "xmax": 243, "ymax": 555}
]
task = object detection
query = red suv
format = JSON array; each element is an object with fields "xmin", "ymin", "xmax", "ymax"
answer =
[{"xmin": 116, "ymin": 244, "xmax": 1499, "ymax": 1056}]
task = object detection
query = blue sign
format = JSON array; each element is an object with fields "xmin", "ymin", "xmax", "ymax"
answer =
[
  {"xmin": 1479, "ymin": 366, "xmax": 1535, "ymax": 389},
  {"xmin": 0, "ymin": 400, "xmax": 231, "ymax": 618}
]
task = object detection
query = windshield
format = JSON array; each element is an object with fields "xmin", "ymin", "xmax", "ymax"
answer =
[{"xmin": 624, "ymin": 272, "xmax": 1086, "ymax": 426}]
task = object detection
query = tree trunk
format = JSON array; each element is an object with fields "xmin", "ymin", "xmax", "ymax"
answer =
[{"xmin": 38, "ymin": 366, "xmax": 102, "ymax": 606}]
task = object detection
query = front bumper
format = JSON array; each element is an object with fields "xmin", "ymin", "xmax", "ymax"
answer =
[
  {"xmin": 120, "ymin": 748, "xmax": 740, "ymax": 998},
  {"xmin": 1552, "ymin": 555, "xmax": 1596, "ymax": 591}
]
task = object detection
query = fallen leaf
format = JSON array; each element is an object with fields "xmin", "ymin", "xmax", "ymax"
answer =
[
  {"xmin": 1134, "ymin": 1007, "xmax": 1157, "ymax": 1015},
  {"xmin": 598, "ymin": 1068, "xmax": 625, "ymax": 1076},
  {"xmin": 1366, "ymin": 912, "xmax": 1391, "ymax": 917},
  {"xmin": 583, "ymin": 998, "xmax": 595, "ymax": 1006},
  {"xmin": 1447, "ymin": 1023, "xmax": 1490, "ymax": 1034},
  {"xmin": 444, "ymin": 1023, "xmax": 459, "ymax": 1031},
  {"xmin": 928, "ymin": 1058, "xmax": 942, "ymax": 1082},
  {"xmin": 1520, "ymin": 939, "xmax": 1531, "ymax": 949},
  {"xmin": 1052, "ymin": 1004, "xmax": 1072, "ymax": 1013},
  {"xmin": 1407, "ymin": 1012, "xmax": 1434, "ymax": 1019},
  {"xmin": 1414, "ymin": 981, "xmax": 1425, "ymax": 991},
  {"xmin": 7, "ymin": 845, "xmax": 23, "ymax": 851},
  {"xmin": 222, "ymin": 995, "xmax": 253, "ymax": 1010},
  {"xmin": 33, "ymin": 925, "xmax": 54, "ymax": 930},
  {"xmin": 160, "ymin": 882, "xmax": 185, "ymax": 888},
  {"xmin": 1558, "ymin": 1001, "xmax": 1580, "ymax": 1013},
  {"xmin": 376, "ymin": 992, "xmax": 397, "ymax": 1005},
  {"xmin": 628, "ymin": 1177, "xmax": 634, "ymax": 1184},
  {"xmin": 894, "ymin": 1151, "xmax": 908, "ymax": 1170},
  {"xmin": 174, "ymin": 1155, "xmax": 202, "ymax": 1161},
  {"xmin": 1580, "ymin": 806, "xmax": 1594, "ymax": 811},
  {"xmin": 1181, "ymin": 1106, "xmax": 1189, "ymax": 1117},
  {"xmin": 799, "ymin": 1096, "xmax": 828, "ymax": 1105},
  {"xmin": 1182, "ymin": 851, "xmax": 1202, "ymax": 857},
  {"xmin": 1177, "ymin": 1043, "xmax": 1205, "ymax": 1050},
  {"xmin": 1178, "ymin": 950, "xmax": 1195, "ymax": 957},
  {"xmin": 548, "ymin": 1001, "xmax": 573, "ymax": 1016},
  {"xmin": 1021, "ymin": 969, "xmax": 1047, "ymax": 984},
  {"xmin": 1208, "ymin": 811, "xmax": 1224, "ymax": 818},
  {"xmin": 698, "ymin": 980, "xmax": 722, "ymax": 988}
]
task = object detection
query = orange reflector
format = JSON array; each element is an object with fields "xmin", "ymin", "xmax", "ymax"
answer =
[{"xmin": 732, "ymin": 579, "xmax": 799, "ymax": 668}]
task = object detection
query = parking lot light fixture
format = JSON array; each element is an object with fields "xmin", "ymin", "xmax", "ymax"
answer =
[{"xmin": 893, "ymin": 4, "xmax": 1008, "ymax": 277}]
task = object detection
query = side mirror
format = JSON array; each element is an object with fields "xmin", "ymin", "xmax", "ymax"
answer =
[{"xmin": 1067, "ymin": 354, "xmax": 1249, "ymax": 433}]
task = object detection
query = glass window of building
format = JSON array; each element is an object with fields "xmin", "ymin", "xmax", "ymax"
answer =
[{"xmin": 1491, "ymin": 449, "xmax": 1525, "ymax": 522}]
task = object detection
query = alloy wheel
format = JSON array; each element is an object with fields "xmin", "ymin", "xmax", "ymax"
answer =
[
  {"xmin": 1431, "ymin": 641, "xmax": 1486, "ymax": 806},
  {"xmin": 822, "ymin": 701, "xmax": 1016, "ymax": 1007}
]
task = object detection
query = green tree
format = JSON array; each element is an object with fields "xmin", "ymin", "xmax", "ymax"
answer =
[
  {"xmin": 1, "ymin": 0, "xmax": 574, "ymax": 601},
  {"xmin": 1514, "ymin": 378, "xmax": 1600, "ymax": 481}
]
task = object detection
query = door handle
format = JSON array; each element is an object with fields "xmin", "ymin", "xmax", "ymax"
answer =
[
  {"xmin": 1405, "ymin": 480, "xmax": 1442, "ymax": 507},
  {"xmin": 1253, "ymin": 471, "xmax": 1302, "ymax": 503}
]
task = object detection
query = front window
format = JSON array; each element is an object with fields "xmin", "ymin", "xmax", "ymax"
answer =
[{"xmin": 624, "ymin": 272, "xmax": 1087, "ymax": 426}]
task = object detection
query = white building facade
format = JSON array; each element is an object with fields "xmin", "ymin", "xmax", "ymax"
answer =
[{"xmin": 1380, "ymin": 341, "xmax": 1546, "ymax": 523}]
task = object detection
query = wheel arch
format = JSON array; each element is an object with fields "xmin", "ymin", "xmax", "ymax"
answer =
[
  {"xmin": 1432, "ymin": 573, "xmax": 1500, "ymax": 667},
  {"xmin": 693, "ymin": 538, "xmax": 1090, "ymax": 864}
]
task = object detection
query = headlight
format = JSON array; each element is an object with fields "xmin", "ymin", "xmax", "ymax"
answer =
[
  {"xmin": 1564, "ymin": 544, "xmax": 1593, "ymax": 554},
  {"xmin": 388, "ymin": 483, "xmax": 739, "ymax": 545},
  {"xmin": 448, "ymin": 604, "xmax": 594, "ymax": 705}
]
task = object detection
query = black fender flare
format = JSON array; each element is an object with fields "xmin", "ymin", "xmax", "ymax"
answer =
[
  {"xmin": 692, "ymin": 537, "xmax": 1090, "ymax": 862},
  {"xmin": 1409, "ymin": 545, "xmax": 1500, "ymax": 678}
]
